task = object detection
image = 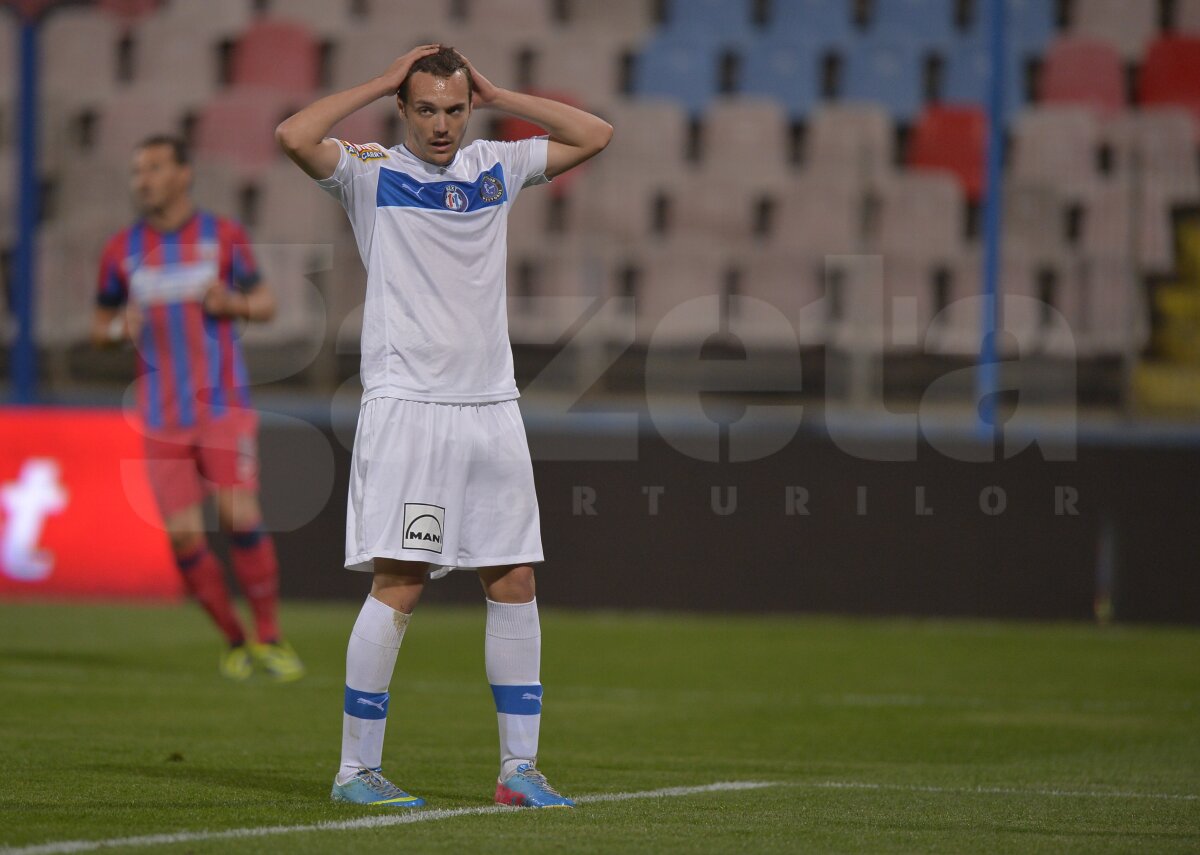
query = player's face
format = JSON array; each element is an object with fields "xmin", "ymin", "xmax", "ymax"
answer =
[
  {"xmin": 131, "ymin": 144, "xmax": 190, "ymax": 215},
  {"xmin": 399, "ymin": 70, "xmax": 472, "ymax": 166}
]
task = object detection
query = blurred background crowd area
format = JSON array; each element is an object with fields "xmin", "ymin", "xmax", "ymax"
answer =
[{"xmin": 2, "ymin": 0, "xmax": 1200, "ymax": 413}]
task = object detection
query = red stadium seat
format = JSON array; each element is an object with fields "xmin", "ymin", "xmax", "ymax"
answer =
[
  {"xmin": 194, "ymin": 89, "xmax": 295, "ymax": 173},
  {"xmin": 908, "ymin": 106, "xmax": 987, "ymax": 203},
  {"xmin": 229, "ymin": 19, "xmax": 321, "ymax": 96},
  {"xmin": 1039, "ymin": 37, "xmax": 1125, "ymax": 115},
  {"xmin": 1139, "ymin": 36, "xmax": 1200, "ymax": 135},
  {"xmin": 95, "ymin": 0, "xmax": 161, "ymax": 21}
]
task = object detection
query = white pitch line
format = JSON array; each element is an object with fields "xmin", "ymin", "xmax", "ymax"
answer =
[
  {"xmin": 811, "ymin": 780, "xmax": 1200, "ymax": 802},
  {"xmin": 5, "ymin": 778, "xmax": 1198, "ymax": 855},
  {"xmin": 0, "ymin": 781, "xmax": 780, "ymax": 855}
]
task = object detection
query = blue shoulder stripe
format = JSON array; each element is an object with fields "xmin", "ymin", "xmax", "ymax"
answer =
[{"xmin": 376, "ymin": 163, "xmax": 508, "ymax": 212}]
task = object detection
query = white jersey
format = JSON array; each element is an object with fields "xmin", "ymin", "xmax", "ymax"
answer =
[{"xmin": 317, "ymin": 135, "xmax": 550, "ymax": 403}]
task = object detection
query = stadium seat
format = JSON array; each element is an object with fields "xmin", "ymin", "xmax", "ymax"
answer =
[
  {"xmin": 766, "ymin": 0, "xmax": 857, "ymax": 51},
  {"xmin": 739, "ymin": 36, "xmax": 825, "ymax": 120},
  {"xmin": 1106, "ymin": 108, "xmax": 1200, "ymax": 196},
  {"xmin": 632, "ymin": 34, "xmax": 724, "ymax": 116},
  {"xmin": 534, "ymin": 35, "xmax": 626, "ymax": 113},
  {"xmin": 633, "ymin": 239, "xmax": 736, "ymax": 343},
  {"xmin": 907, "ymin": 105, "xmax": 987, "ymax": 202},
  {"xmin": 461, "ymin": 0, "xmax": 556, "ymax": 39},
  {"xmin": 875, "ymin": 172, "xmax": 965, "ymax": 261},
  {"xmin": 1069, "ymin": 0, "xmax": 1160, "ymax": 61},
  {"xmin": 563, "ymin": 0, "xmax": 655, "ymax": 42},
  {"xmin": 190, "ymin": 159, "xmax": 244, "ymax": 223},
  {"xmin": 659, "ymin": 0, "xmax": 756, "ymax": 44},
  {"xmin": 92, "ymin": 86, "xmax": 189, "ymax": 161},
  {"xmin": 253, "ymin": 161, "xmax": 345, "ymax": 245},
  {"xmin": 698, "ymin": 98, "xmax": 791, "ymax": 185},
  {"xmin": 804, "ymin": 104, "xmax": 894, "ymax": 187},
  {"xmin": 505, "ymin": 245, "xmax": 609, "ymax": 344},
  {"xmin": 670, "ymin": 175, "xmax": 771, "ymax": 248},
  {"xmin": 733, "ymin": 249, "xmax": 828, "ymax": 345},
  {"xmin": 36, "ymin": 217, "xmax": 113, "ymax": 346},
  {"xmin": 594, "ymin": 98, "xmax": 691, "ymax": 182},
  {"xmin": 963, "ymin": 0, "xmax": 1057, "ymax": 59},
  {"xmin": 238, "ymin": 242, "xmax": 328, "ymax": 347},
  {"xmin": 840, "ymin": 37, "xmax": 926, "ymax": 122},
  {"xmin": 1010, "ymin": 106, "xmax": 1104, "ymax": 200},
  {"xmin": 1076, "ymin": 260, "xmax": 1150, "ymax": 355},
  {"xmin": 194, "ymin": 89, "xmax": 297, "ymax": 174},
  {"xmin": 131, "ymin": 13, "xmax": 227, "ymax": 105},
  {"xmin": 866, "ymin": 0, "xmax": 958, "ymax": 51},
  {"xmin": 230, "ymin": 19, "xmax": 322, "ymax": 96},
  {"xmin": 1176, "ymin": 0, "xmax": 1200, "ymax": 33},
  {"xmin": 40, "ymin": 7, "xmax": 121, "ymax": 111},
  {"xmin": 96, "ymin": 0, "xmax": 162, "ymax": 21},
  {"xmin": 1038, "ymin": 37, "xmax": 1125, "ymax": 115},
  {"xmin": 939, "ymin": 38, "xmax": 1027, "ymax": 120},
  {"xmin": 266, "ymin": 0, "xmax": 356, "ymax": 38},
  {"xmin": 328, "ymin": 103, "xmax": 390, "ymax": 150},
  {"xmin": 353, "ymin": 0, "xmax": 453, "ymax": 32},
  {"xmin": 769, "ymin": 174, "xmax": 863, "ymax": 255},
  {"xmin": 0, "ymin": 14, "xmax": 14, "ymax": 149},
  {"xmin": 1003, "ymin": 180, "xmax": 1071, "ymax": 258},
  {"xmin": 151, "ymin": 0, "xmax": 255, "ymax": 46},
  {"xmin": 1138, "ymin": 36, "xmax": 1200, "ymax": 135}
]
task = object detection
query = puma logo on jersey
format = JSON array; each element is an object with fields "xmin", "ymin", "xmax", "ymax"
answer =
[{"xmin": 356, "ymin": 697, "xmax": 386, "ymax": 712}]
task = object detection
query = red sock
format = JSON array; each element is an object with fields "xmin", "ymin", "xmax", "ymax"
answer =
[
  {"xmin": 177, "ymin": 546, "xmax": 245, "ymax": 646},
  {"xmin": 229, "ymin": 528, "xmax": 280, "ymax": 644}
]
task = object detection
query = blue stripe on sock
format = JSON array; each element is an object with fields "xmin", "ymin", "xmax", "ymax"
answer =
[
  {"xmin": 229, "ymin": 527, "xmax": 263, "ymax": 549},
  {"xmin": 344, "ymin": 686, "xmax": 389, "ymax": 720},
  {"xmin": 491, "ymin": 684, "xmax": 542, "ymax": 715}
]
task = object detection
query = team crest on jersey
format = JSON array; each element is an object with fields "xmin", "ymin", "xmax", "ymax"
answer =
[
  {"xmin": 340, "ymin": 140, "xmax": 388, "ymax": 161},
  {"xmin": 443, "ymin": 185, "xmax": 468, "ymax": 211},
  {"xmin": 479, "ymin": 173, "xmax": 505, "ymax": 203}
]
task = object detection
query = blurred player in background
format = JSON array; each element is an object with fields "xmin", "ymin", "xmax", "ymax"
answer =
[
  {"xmin": 92, "ymin": 136, "xmax": 305, "ymax": 683},
  {"xmin": 277, "ymin": 45, "xmax": 611, "ymax": 807}
]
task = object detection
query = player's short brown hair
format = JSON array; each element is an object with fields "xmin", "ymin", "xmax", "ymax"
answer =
[
  {"xmin": 397, "ymin": 46, "xmax": 472, "ymax": 104},
  {"xmin": 137, "ymin": 134, "xmax": 190, "ymax": 166}
]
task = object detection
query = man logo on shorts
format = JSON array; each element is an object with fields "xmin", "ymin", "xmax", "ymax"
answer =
[{"xmin": 403, "ymin": 503, "xmax": 445, "ymax": 553}]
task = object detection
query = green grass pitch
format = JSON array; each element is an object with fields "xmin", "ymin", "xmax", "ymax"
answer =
[{"xmin": 0, "ymin": 601, "xmax": 1197, "ymax": 853}]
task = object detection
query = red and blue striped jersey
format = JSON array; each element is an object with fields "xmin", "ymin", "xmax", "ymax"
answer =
[{"xmin": 97, "ymin": 210, "xmax": 261, "ymax": 430}]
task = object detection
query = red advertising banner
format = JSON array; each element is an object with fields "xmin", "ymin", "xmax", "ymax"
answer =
[{"xmin": 0, "ymin": 408, "xmax": 182, "ymax": 600}]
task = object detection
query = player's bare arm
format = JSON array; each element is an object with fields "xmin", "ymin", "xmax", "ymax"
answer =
[
  {"xmin": 275, "ymin": 44, "xmax": 442, "ymax": 179},
  {"xmin": 90, "ymin": 304, "xmax": 140, "ymax": 349},
  {"xmin": 455, "ymin": 51, "xmax": 613, "ymax": 178},
  {"xmin": 203, "ymin": 281, "xmax": 277, "ymax": 322}
]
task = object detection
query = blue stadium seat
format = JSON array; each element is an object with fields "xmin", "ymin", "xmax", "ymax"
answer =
[
  {"xmin": 867, "ymin": 0, "xmax": 958, "ymax": 51},
  {"xmin": 939, "ymin": 39, "xmax": 1027, "ymax": 121},
  {"xmin": 767, "ymin": 0, "xmax": 856, "ymax": 51},
  {"xmin": 840, "ymin": 37, "xmax": 925, "ymax": 122},
  {"xmin": 633, "ymin": 35, "xmax": 722, "ymax": 116},
  {"xmin": 660, "ymin": 0, "xmax": 756, "ymax": 45},
  {"xmin": 964, "ymin": 0, "xmax": 1057, "ymax": 59},
  {"xmin": 739, "ymin": 36, "xmax": 824, "ymax": 120}
]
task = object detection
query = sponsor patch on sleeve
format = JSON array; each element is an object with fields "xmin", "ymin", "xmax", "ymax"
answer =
[{"xmin": 339, "ymin": 140, "xmax": 388, "ymax": 161}]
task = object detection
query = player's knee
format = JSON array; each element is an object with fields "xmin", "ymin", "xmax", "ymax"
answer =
[
  {"xmin": 483, "ymin": 564, "xmax": 535, "ymax": 603},
  {"xmin": 169, "ymin": 531, "xmax": 206, "ymax": 559}
]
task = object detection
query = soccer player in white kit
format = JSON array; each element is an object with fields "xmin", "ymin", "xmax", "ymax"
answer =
[{"xmin": 276, "ymin": 45, "xmax": 611, "ymax": 808}]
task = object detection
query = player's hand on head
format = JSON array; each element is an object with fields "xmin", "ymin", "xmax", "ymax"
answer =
[
  {"xmin": 381, "ymin": 44, "xmax": 442, "ymax": 93},
  {"xmin": 454, "ymin": 50, "xmax": 500, "ymax": 108}
]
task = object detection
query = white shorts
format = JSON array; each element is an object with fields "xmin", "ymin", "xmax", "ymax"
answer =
[{"xmin": 345, "ymin": 397, "xmax": 544, "ymax": 574}]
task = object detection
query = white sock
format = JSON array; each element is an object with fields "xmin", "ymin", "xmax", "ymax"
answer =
[
  {"xmin": 338, "ymin": 595, "xmax": 410, "ymax": 784},
  {"xmin": 485, "ymin": 597, "xmax": 542, "ymax": 782}
]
